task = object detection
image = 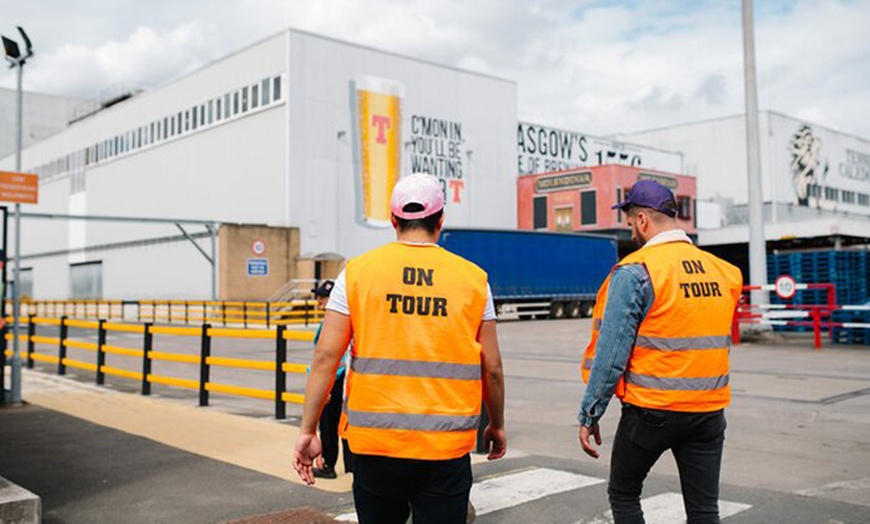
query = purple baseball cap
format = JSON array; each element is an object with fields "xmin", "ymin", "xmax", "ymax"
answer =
[
  {"xmin": 390, "ymin": 173, "xmax": 445, "ymax": 220},
  {"xmin": 611, "ymin": 179, "xmax": 677, "ymax": 217}
]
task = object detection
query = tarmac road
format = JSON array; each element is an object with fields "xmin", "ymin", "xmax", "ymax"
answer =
[{"xmin": 2, "ymin": 317, "xmax": 870, "ymax": 522}]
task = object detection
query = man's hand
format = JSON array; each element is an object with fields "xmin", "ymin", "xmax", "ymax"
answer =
[
  {"xmin": 293, "ymin": 432, "xmax": 323, "ymax": 485},
  {"xmin": 579, "ymin": 424, "xmax": 602, "ymax": 459},
  {"xmin": 482, "ymin": 424, "xmax": 507, "ymax": 460}
]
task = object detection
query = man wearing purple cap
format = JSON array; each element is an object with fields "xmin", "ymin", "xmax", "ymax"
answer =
[
  {"xmin": 577, "ymin": 180, "xmax": 742, "ymax": 523},
  {"xmin": 294, "ymin": 173, "xmax": 507, "ymax": 524}
]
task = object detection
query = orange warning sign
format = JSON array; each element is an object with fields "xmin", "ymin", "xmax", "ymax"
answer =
[{"xmin": 0, "ymin": 171, "xmax": 38, "ymax": 204}]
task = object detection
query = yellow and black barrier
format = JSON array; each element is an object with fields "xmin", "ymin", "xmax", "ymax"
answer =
[{"xmin": 1, "ymin": 315, "xmax": 315, "ymax": 419}]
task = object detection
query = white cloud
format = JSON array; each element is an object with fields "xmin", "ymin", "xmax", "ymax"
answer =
[
  {"xmin": 0, "ymin": 0, "xmax": 867, "ymax": 137},
  {"xmin": 8, "ymin": 23, "xmax": 213, "ymax": 97}
]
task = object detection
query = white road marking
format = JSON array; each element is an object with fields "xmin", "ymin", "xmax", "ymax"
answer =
[
  {"xmin": 796, "ymin": 477, "xmax": 870, "ymax": 497},
  {"xmin": 581, "ymin": 492, "xmax": 752, "ymax": 524},
  {"xmin": 470, "ymin": 467, "xmax": 605, "ymax": 515}
]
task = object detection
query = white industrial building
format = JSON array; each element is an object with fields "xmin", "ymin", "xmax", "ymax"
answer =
[
  {"xmin": 620, "ymin": 112, "xmax": 870, "ymax": 267},
  {"xmin": 0, "ymin": 29, "xmax": 518, "ymax": 300},
  {"xmin": 7, "ymin": 26, "xmax": 868, "ymax": 302},
  {"xmin": 0, "ymin": 87, "xmax": 84, "ymax": 158}
]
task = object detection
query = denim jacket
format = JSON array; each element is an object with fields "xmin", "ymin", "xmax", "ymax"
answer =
[{"xmin": 577, "ymin": 263, "xmax": 653, "ymax": 427}]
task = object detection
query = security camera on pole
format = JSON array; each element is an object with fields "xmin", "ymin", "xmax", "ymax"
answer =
[{"xmin": 2, "ymin": 26, "xmax": 35, "ymax": 405}]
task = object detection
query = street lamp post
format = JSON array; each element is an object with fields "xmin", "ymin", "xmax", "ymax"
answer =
[
  {"xmin": 741, "ymin": 0, "xmax": 767, "ymax": 309},
  {"xmin": 3, "ymin": 26, "xmax": 34, "ymax": 404}
]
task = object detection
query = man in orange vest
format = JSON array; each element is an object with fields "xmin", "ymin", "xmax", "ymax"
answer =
[
  {"xmin": 578, "ymin": 180, "xmax": 742, "ymax": 523},
  {"xmin": 293, "ymin": 173, "xmax": 507, "ymax": 524}
]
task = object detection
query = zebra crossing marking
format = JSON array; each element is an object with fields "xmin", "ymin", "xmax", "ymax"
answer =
[
  {"xmin": 470, "ymin": 467, "xmax": 605, "ymax": 515},
  {"xmin": 581, "ymin": 492, "xmax": 752, "ymax": 524}
]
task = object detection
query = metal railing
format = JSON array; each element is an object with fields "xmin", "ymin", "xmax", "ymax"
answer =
[{"xmin": 9, "ymin": 299, "xmax": 325, "ymax": 328}]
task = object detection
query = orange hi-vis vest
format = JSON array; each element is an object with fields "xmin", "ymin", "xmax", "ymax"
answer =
[
  {"xmin": 582, "ymin": 239, "xmax": 743, "ymax": 412},
  {"xmin": 339, "ymin": 242, "xmax": 489, "ymax": 460}
]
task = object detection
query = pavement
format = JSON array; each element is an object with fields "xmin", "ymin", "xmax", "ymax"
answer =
[{"xmin": 2, "ymin": 318, "xmax": 870, "ymax": 523}]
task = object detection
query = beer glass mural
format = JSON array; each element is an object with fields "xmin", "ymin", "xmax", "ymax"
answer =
[{"xmin": 351, "ymin": 76, "xmax": 404, "ymax": 228}]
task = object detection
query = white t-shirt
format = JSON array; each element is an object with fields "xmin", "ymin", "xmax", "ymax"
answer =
[{"xmin": 326, "ymin": 244, "xmax": 497, "ymax": 321}]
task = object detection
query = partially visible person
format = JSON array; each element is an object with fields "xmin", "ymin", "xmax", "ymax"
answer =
[
  {"xmin": 577, "ymin": 180, "xmax": 742, "ymax": 524},
  {"xmin": 293, "ymin": 173, "xmax": 507, "ymax": 524},
  {"xmin": 309, "ymin": 279, "xmax": 353, "ymax": 479}
]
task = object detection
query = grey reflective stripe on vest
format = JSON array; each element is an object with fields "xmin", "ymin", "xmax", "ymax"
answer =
[
  {"xmin": 593, "ymin": 318, "xmax": 602, "ymax": 330},
  {"xmin": 626, "ymin": 372, "xmax": 729, "ymax": 391},
  {"xmin": 634, "ymin": 335, "xmax": 731, "ymax": 351},
  {"xmin": 583, "ymin": 358, "xmax": 593, "ymax": 370},
  {"xmin": 351, "ymin": 356, "xmax": 480, "ymax": 380},
  {"xmin": 346, "ymin": 409, "xmax": 480, "ymax": 432}
]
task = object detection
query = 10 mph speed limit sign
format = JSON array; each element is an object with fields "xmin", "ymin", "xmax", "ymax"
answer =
[{"xmin": 775, "ymin": 275, "xmax": 797, "ymax": 300}]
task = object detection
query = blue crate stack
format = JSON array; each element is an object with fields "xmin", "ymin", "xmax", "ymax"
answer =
[{"xmin": 767, "ymin": 250, "xmax": 870, "ymax": 342}]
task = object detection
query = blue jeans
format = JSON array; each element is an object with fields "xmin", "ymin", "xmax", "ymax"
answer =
[{"xmin": 608, "ymin": 404, "xmax": 726, "ymax": 524}]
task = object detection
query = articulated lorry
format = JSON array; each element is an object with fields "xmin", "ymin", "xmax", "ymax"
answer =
[{"xmin": 438, "ymin": 228, "xmax": 617, "ymax": 319}]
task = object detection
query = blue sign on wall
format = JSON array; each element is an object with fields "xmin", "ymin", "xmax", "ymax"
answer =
[{"xmin": 247, "ymin": 258, "xmax": 269, "ymax": 277}]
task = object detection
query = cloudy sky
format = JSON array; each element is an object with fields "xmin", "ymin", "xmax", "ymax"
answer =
[{"xmin": 2, "ymin": 0, "xmax": 868, "ymax": 137}]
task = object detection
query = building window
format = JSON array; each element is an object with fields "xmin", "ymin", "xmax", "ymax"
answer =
[
  {"xmin": 251, "ymin": 84, "xmax": 259, "ymax": 109},
  {"xmin": 241, "ymin": 86, "xmax": 249, "ymax": 112},
  {"xmin": 233, "ymin": 92, "xmax": 240, "ymax": 115},
  {"xmin": 200, "ymin": 105, "xmax": 206, "ymax": 126},
  {"xmin": 70, "ymin": 261, "xmax": 103, "ymax": 299},
  {"xmin": 224, "ymin": 94, "xmax": 231, "ymax": 119},
  {"xmin": 842, "ymin": 190, "xmax": 856, "ymax": 204},
  {"xmin": 677, "ymin": 196, "xmax": 692, "ymax": 219},
  {"xmin": 190, "ymin": 108, "xmax": 197, "ymax": 130},
  {"xmin": 215, "ymin": 98, "xmax": 222, "ymax": 121},
  {"xmin": 177, "ymin": 112, "xmax": 183, "ymax": 134},
  {"xmin": 533, "ymin": 196, "xmax": 548, "ymax": 229},
  {"xmin": 208, "ymin": 100, "xmax": 214, "ymax": 124},
  {"xmin": 580, "ymin": 190, "xmax": 597, "ymax": 225},
  {"xmin": 273, "ymin": 75, "xmax": 282, "ymax": 102},
  {"xmin": 261, "ymin": 78, "xmax": 270, "ymax": 105},
  {"xmin": 858, "ymin": 193, "xmax": 870, "ymax": 206},
  {"xmin": 824, "ymin": 186, "xmax": 839, "ymax": 201},
  {"xmin": 70, "ymin": 171, "xmax": 86, "ymax": 194}
]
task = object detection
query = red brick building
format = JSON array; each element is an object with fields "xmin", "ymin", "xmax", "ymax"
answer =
[{"xmin": 517, "ymin": 165, "xmax": 697, "ymax": 249}]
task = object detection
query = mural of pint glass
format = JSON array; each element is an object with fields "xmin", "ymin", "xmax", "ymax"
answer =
[{"xmin": 353, "ymin": 76, "xmax": 404, "ymax": 228}]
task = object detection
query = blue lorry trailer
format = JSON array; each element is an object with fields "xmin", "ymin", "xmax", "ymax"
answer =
[{"xmin": 438, "ymin": 228, "xmax": 618, "ymax": 319}]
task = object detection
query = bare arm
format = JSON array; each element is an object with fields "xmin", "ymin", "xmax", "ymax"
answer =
[
  {"xmin": 293, "ymin": 310, "xmax": 352, "ymax": 484},
  {"xmin": 479, "ymin": 320, "xmax": 506, "ymax": 459},
  {"xmin": 301, "ymin": 310, "xmax": 352, "ymax": 432}
]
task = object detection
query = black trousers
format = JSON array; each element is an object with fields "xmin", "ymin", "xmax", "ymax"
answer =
[
  {"xmin": 352, "ymin": 453, "xmax": 472, "ymax": 524},
  {"xmin": 608, "ymin": 404, "xmax": 726, "ymax": 524},
  {"xmin": 319, "ymin": 373, "xmax": 353, "ymax": 471}
]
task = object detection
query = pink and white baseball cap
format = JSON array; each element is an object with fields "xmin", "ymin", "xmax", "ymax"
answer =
[{"xmin": 390, "ymin": 173, "xmax": 445, "ymax": 220}]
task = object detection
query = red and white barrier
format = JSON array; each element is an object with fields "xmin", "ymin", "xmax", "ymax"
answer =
[{"xmin": 733, "ymin": 283, "xmax": 869, "ymax": 349}]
